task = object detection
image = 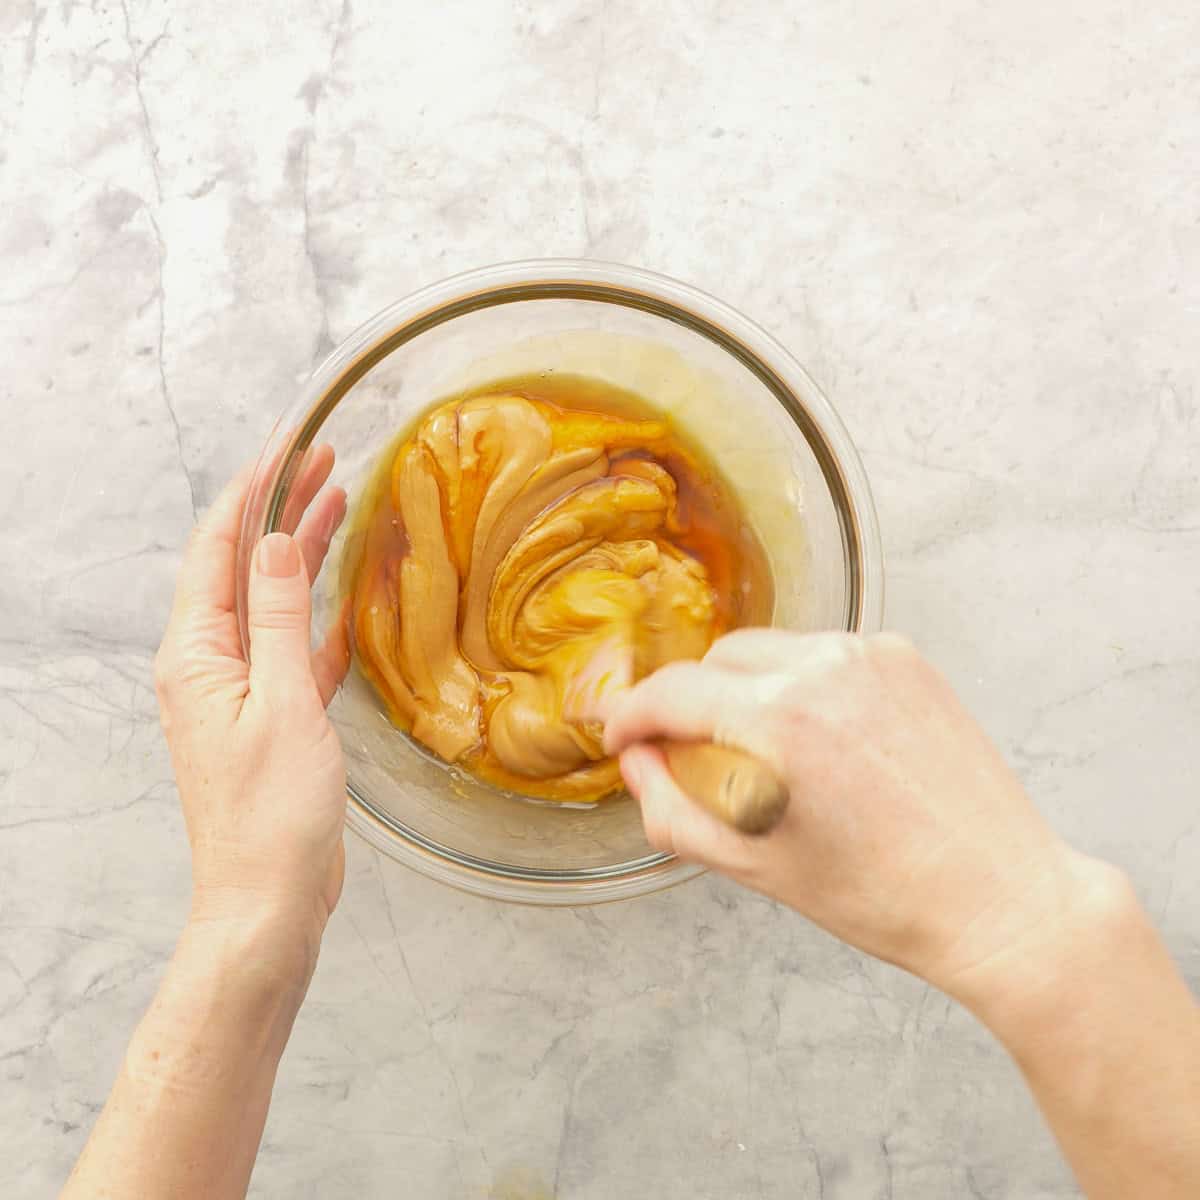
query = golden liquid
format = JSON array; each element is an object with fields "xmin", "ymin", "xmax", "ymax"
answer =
[{"xmin": 340, "ymin": 373, "xmax": 773, "ymax": 802}]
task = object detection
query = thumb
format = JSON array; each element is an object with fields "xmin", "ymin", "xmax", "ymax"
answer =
[{"xmin": 247, "ymin": 532, "xmax": 318, "ymax": 704}]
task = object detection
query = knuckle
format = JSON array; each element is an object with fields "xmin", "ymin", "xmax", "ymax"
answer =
[
  {"xmin": 866, "ymin": 632, "xmax": 918, "ymax": 666},
  {"xmin": 777, "ymin": 633, "xmax": 865, "ymax": 682},
  {"xmin": 667, "ymin": 825, "xmax": 704, "ymax": 865},
  {"xmin": 249, "ymin": 605, "xmax": 307, "ymax": 633},
  {"xmin": 743, "ymin": 669, "xmax": 797, "ymax": 710},
  {"xmin": 819, "ymin": 632, "xmax": 867, "ymax": 666},
  {"xmin": 649, "ymin": 659, "xmax": 705, "ymax": 690},
  {"xmin": 703, "ymin": 628, "xmax": 756, "ymax": 658},
  {"xmin": 620, "ymin": 661, "xmax": 704, "ymax": 722},
  {"xmin": 642, "ymin": 816, "xmax": 675, "ymax": 855}
]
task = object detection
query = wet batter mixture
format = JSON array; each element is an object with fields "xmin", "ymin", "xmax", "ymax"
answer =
[{"xmin": 342, "ymin": 374, "xmax": 772, "ymax": 802}]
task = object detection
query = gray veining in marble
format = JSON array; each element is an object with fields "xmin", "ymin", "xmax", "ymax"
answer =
[{"xmin": 3, "ymin": 2, "xmax": 1198, "ymax": 1197}]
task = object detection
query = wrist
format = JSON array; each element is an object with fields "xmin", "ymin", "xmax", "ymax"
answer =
[
  {"xmin": 185, "ymin": 889, "xmax": 327, "ymax": 995},
  {"xmin": 123, "ymin": 903, "xmax": 318, "ymax": 1096},
  {"xmin": 939, "ymin": 853, "xmax": 1139, "ymax": 1048}
]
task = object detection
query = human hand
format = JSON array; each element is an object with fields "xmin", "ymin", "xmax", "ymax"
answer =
[
  {"xmin": 604, "ymin": 630, "xmax": 1104, "ymax": 997},
  {"xmin": 154, "ymin": 447, "xmax": 350, "ymax": 977}
]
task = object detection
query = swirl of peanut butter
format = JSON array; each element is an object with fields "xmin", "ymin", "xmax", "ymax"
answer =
[{"xmin": 351, "ymin": 391, "xmax": 731, "ymax": 801}]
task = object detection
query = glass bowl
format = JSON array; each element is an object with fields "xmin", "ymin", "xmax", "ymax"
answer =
[{"xmin": 236, "ymin": 260, "xmax": 883, "ymax": 905}]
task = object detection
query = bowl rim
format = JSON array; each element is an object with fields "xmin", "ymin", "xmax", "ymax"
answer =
[{"xmin": 238, "ymin": 258, "xmax": 884, "ymax": 905}]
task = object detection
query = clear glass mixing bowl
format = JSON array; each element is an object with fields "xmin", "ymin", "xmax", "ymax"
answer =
[{"xmin": 236, "ymin": 260, "xmax": 883, "ymax": 905}]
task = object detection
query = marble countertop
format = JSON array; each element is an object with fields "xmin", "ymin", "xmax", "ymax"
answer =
[{"xmin": 3, "ymin": 2, "xmax": 1197, "ymax": 1196}]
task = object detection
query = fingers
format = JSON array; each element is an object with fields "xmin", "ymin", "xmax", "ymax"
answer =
[
  {"xmin": 703, "ymin": 628, "xmax": 803, "ymax": 673},
  {"xmin": 166, "ymin": 445, "xmax": 341, "ymax": 652},
  {"xmin": 704, "ymin": 628, "xmax": 866, "ymax": 675},
  {"xmin": 621, "ymin": 744, "xmax": 678, "ymax": 851},
  {"xmin": 566, "ymin": 637, "xmax": 634, "ymax": 723},
  {"xmin": 295, "ymin": 485, "xmax": 348, "ymax": 585},
  {"xmin": 280, "ymin": 443, "xmax": 337, "ymax": 535},
  {"xmin": 246, "ymin": 533, "xmax": 320, "ymax": 707},
  {"xmin": 167, "ymin": 444, "xmax": 323, "ymax": 629},
  {"xmin": 621, "ymin": 744, "xmax": 757, "ymax": 869},
  {"xmin": 295, "ymin": 482, "xmax": 348, "ymax": 707},
  {"xmin": 171, "ymin": 463, "xmax": 256, "ymax": 620},
  {"xmin": 602, "ymin": 660, "xmax": 773, "ymax": 756},
  {"xmin": 312, "ymin": 597, "xmax": 352, "ymax": 708}
]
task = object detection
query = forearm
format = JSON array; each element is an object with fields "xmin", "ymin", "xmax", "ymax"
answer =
[
  {"xmin": 949, "ymin": 859, "xmax": 1200, "ymax": 1200},
  {"xmin": 62, "ymin": 909, "xmax": 315, "ymax": 1200}
]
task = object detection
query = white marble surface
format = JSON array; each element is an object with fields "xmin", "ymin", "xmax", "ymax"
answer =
[{"xmin": 3, "ymin": 1, "xmax": 1198, "ymax": 1196}]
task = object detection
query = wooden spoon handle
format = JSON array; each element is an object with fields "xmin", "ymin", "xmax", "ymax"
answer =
[{"xmin": 660, "ymin": 742, "xmax": 789, "ymax": 835}]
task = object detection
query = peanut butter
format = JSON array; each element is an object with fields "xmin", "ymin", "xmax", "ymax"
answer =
[{"xmin": 343, "ymin": 375, "xmax": 771, "ymax": 802}]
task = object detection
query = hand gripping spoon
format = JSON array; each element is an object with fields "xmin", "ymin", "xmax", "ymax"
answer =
[{"xmin": 564, "ymin": 634, "xmax": 789, "ymax": 836}]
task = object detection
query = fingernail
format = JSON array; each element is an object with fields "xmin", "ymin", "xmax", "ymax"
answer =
[{"xmin": 258, "ymin": 532, "xmax": 300, "ymax": 578}]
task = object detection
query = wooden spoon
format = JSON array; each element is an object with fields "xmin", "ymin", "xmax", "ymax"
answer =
[{"xmin": 564, "ymin": 638, "xmax": 789, "ymax": 836}]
